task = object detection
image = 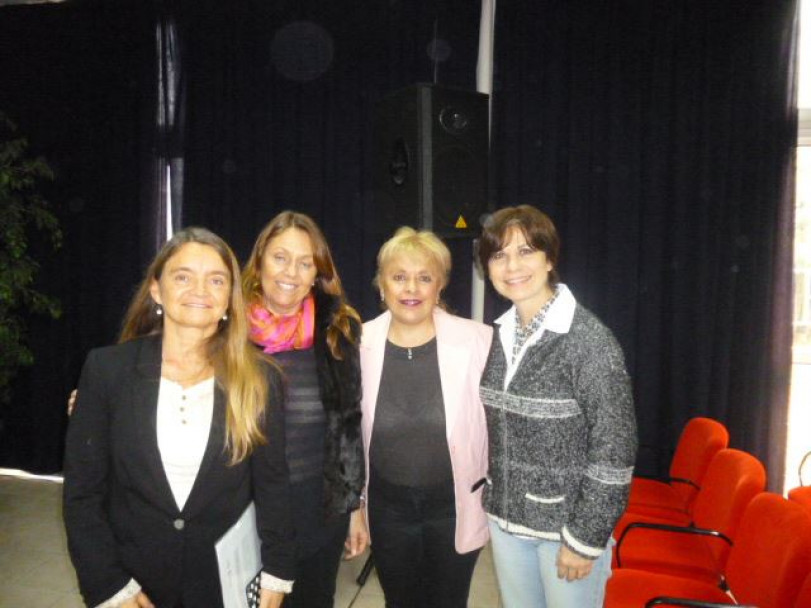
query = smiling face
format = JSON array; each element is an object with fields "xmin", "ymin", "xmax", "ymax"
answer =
[
  {"xmin": 259, "ymin": 227, "xmax": 317, "ymax": 316},
  {"xmin": 488, "ymin": 226, "xmax": 555, "ymax": 322},
  {"xmin": 380, "ymin": 252, "xmax": 442, "ymax": 333},
  {"xmin": 149, "ymin": 242, "xmax": 231, "ymax": 336}
]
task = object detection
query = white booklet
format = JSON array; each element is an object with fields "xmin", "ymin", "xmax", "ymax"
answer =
[{"xmin": 215, "ymin": 502, "xmax": 262, "ymax": 608}]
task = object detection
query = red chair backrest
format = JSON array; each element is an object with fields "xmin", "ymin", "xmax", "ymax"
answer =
[
  {"xmin": 670, "ymin": 417, "xmax": 729, "ymax": 507},
  {"xmin": 789, "ymin": 486, "xmax": 811, "ymax": 514},
  {"xmin": 691, "ymin": 449, "xmax": 766, "ymax": 568},
  {"xmin": 795, "ymin": 573, "xmax": 811, "ymax": 608},
  {"xmin": 725, "ymin": 493, "xmax": 811, "ymax": 608}
]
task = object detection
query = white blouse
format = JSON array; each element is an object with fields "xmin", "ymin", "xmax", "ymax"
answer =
[{"xmin": 156, "ymin": 376, "xmax": 215, "ymax": 511}]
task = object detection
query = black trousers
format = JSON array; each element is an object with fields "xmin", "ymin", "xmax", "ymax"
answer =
[
  {"xmin": 284, "ymin": 515, "xmax": 348, "ymax": 608},
  {"xmin": 368, "ymin": 473, "xmax": 480, "ymax": 608}
]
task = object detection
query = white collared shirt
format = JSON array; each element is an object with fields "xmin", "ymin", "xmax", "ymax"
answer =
[{"xmin": 495, "ymin": 283, "xmax": 577, "ymax": 389}]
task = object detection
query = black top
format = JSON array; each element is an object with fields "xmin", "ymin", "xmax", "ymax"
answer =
[
  {"xmin": 275, "ymin": 347, "xmax": 325, "ymax": 484},
  {"xmin": 274, "ymin": 346, "xmax": 348, "ymax": 557},
  {"xmin": 369, "ymin": 338, "xmax": 453, "ymax": 488}
]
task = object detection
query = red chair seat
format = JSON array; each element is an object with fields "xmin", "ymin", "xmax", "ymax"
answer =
[
  {"xmin": 613, "ymin": 449, "xmax": 765, "ymax": 580},
  {"xmin": 628, "ymin": 477, "xmax": 685, "ymax": 508},
  {"xmin": 605, "ymin": 493, "xmax": 811, "ymax": 608},
  {"xmin": 613, "ymin": 526, "xmax": 725, "ymax": 583},
  {"xmin": 620, "ymin": 491, "xmax": 693, "ymax": 522},
  {"xmin": 611, "ymin": 511, "xmax": 691, "ymax": 569},
  {"xmin": 795, "ymin": 573, "xmax": 811, "ymax": 608},
  {"xmin": 614, "ymin": 502, "xmax": 691, "ymax": 540},
  {"xmin": 606, "ymin": 568, "xmax": 732, "ymax": 606}
]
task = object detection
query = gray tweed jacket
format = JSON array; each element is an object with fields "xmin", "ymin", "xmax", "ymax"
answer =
[{"xmin": 480, "ymin": 295, "xmax": 637, "ymax": 559}]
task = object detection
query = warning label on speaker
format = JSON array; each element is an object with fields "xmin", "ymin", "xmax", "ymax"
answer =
[{"xmin": 455, "ymin": 215, "xmax": 468, "ymax": 229}]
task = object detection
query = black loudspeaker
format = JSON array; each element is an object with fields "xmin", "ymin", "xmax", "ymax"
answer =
[{"xmin": 372, "ymin": 84, "xmax": 489, "ymax": 238}]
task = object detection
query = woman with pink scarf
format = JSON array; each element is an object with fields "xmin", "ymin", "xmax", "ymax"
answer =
[{"xmin": 241, "ymin": 211, "xmax": 367, "ymax": 608}]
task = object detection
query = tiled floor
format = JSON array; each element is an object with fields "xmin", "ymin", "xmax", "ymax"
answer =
[{"xmin": 0, "ymin": 474, "xmax": 501, "ymax": 608}]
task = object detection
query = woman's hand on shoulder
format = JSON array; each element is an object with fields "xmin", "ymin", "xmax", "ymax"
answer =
[
  {"xmin": 344, "ymin": 508, "xmax": 369, "ymax": 559},
  {"xmin": 67, "ymin": 389, "xmax": 78, "ymax": 416}
]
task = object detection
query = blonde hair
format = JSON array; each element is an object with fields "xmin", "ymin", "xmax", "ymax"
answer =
[
  {"xmin": 243, "ymin": 211, "xmax": 361, "ymax": 359},
  {"xmin": 373, "ymin": 226, "xmax": 452, "ymax": 296},
  {"xmin": 120, "ymin": 227, "xmax": 269, "ymax": 464}
]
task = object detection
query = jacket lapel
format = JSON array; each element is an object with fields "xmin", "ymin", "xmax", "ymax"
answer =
[
  {"xmin": 506, "ymin": 329, "xmax": 561, "ymax": 392},
  {"xmin": 182, "ymin": 383, "xmax": 226, "ymax": 516},
  {"xmin": 434, "ymin": 310, "xmax": 465, "ymax": 439},
  {"xmin": 360, "ymin": 312, "xmax": 391, "ymax": 430}
]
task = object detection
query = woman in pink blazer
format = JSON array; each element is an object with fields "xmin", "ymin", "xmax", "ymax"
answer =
[{"xmin": 359, "ymin": 227, "xmax": 493, "ymax": 608}]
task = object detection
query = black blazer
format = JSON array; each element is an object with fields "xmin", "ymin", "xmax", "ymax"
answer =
[{"xmin": 63, "ymin": 335, "xmax": 295, "ymax": 607}]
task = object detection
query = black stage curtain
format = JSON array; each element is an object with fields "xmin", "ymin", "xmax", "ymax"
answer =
[
  {"xmin": 0, "ymin": 4, "xmax": 158, "ymax": 471},
  {"xmin": 0, "ymin": 1, "xmax": 796, "ymax": 483},
  {"xmin": 491, "ymin": 0, "xmax": 797, "ymax": 488},
  {"xmin": 0, "ymin": 0, "xmax": 483, "ymax": 471},
  {"xmin": 176, "ymin": 0, "xmax": 482, "ymax": 318}
]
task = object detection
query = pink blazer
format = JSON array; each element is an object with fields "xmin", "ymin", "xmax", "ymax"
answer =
[{"xmin": 360, "ymin": 308, "xmax": 493, "ymax": 553}]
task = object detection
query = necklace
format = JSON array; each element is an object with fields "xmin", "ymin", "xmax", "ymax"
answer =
[{"xmin": 387, "ymin": 324, "xmax": 436, "ymax": 362}]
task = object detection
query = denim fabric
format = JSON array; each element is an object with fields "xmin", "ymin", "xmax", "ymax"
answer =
[{"xmin": 488, "ymin": 520, "xmax": 613, "ymax": 608}]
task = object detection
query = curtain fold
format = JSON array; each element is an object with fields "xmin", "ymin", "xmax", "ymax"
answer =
[
  {"xmin": 156, "ymin": 9, "xmax": 186, "ymax": 235},
  {"xmin": 0, "ymin": 3, "xmax": 160, "ymax": 471},
  {"xmin": 490, "ymin": 0, "xmax": 798, "ymax": 489}
]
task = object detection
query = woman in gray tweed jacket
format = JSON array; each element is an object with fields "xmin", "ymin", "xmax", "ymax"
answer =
[{"xmin": 477, "ymin": 205, "xmax": 637, "ymax": 608}]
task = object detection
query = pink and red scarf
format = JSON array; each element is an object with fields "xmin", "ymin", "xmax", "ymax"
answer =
[{"xmin": 248, "ymin": 293, "xmax": 315, "ymax": 354}]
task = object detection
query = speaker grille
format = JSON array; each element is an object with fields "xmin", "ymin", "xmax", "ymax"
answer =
[{"xmin": 372, "ymin": 84, "xmax": 489, "ymax": 238}]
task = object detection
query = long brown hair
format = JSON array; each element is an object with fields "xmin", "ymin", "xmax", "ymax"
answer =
[
  {"xmin": 243, "ymin": 211, "xmax": 361, "ymax": 358},
  {"xmin": 120, "ymin": 227, "xmax": 269, "ymax": 464}
]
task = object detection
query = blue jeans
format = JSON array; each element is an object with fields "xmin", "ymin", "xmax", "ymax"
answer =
[{"xmin": 488, "ymin": 520, "xmax": 613, "ymax": 608}]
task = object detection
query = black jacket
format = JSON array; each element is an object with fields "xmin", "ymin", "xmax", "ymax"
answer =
[
  {"xmin": 311, "ymin": 289, "xmax": 365, "ymax": 518},
  {"xmin": 63, "ymin": 335, "xmax": 295, "ymax": 607}
]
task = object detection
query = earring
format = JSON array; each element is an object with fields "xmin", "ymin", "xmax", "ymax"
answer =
[
  {"xmin": 222, "ymin": 313, "xmax": 228, "ymax": 321},
  {"xmin": 156, "ymin": 304, "xmax": 163, "ymax": 316},
  {"xmin": 380, "ymin": 291, "xmax": 385, "ymax": 302}
]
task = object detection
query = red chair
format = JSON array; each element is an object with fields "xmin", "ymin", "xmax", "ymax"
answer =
[
  {"xmin": 614, "ymin": 449, "xmax": 766, "ymax": 583},
  {"xmin": 795, "ymin": 573, "xmax": 811, "ymax": 608},
  {"xmin": 790, "ymin": 486, "xmax": 811, "ymax": 514},
  {"xmin": 628, "ymin": 417, "xmax": 729, "ymax": 519},
  {"xmin": 605, "ymin": 493, "xmax": 811, "ymax": 608}
]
